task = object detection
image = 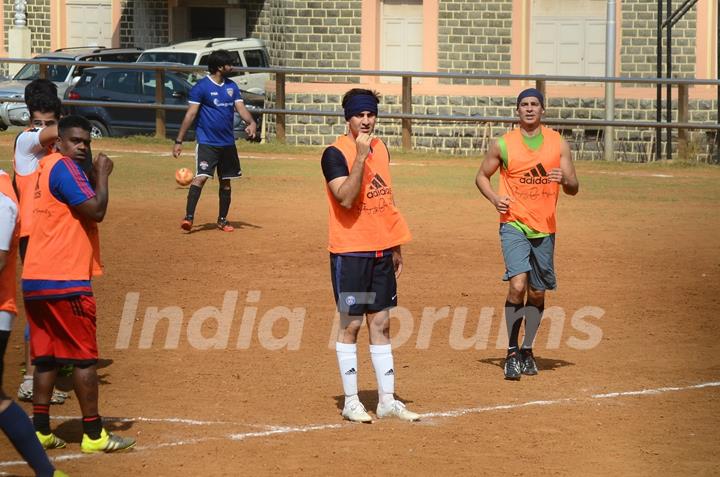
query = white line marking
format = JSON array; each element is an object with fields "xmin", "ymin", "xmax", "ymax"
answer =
[
  {"xmin": 591, "ymin": 381, "xmax": 720, "ymax": 399},
  {"xmin": 229, "ymin": 423, "xmax": 342, "ymax": 441},
  {"xmin": 51, "ymin": 415, "xmax": 248, "ymax": 427},
  {"xmin": 1, "ymin": 380, "xmax": 718, "ymax": 470}
]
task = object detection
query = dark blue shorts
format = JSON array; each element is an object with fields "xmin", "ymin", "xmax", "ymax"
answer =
[{"xmin": 330, "ymin": 252, "xmax": 397, "ymax": 316}]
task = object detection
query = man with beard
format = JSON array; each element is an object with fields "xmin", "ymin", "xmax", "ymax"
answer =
[{"xmin": 172, "ymin": 49, "xmax": 257, "ymax": 232}]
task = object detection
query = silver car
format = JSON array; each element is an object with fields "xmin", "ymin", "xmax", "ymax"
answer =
[{"xmin": 0, "ymin": 46, "xmax": 142, "ymax": 129}]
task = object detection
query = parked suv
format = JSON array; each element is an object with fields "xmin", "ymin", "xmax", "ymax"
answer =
[
  {"xmin": 137, "ymin": 38, "xmax": 270, "ymax": 94},
  {"xmin": 64, "ymin": 66, "xmax": 263, "ymax": 140},
  {"xmin": 0, "ymin": 46, "xmax": 143, "ymax": 129}
]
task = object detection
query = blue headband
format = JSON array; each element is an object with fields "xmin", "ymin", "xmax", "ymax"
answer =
[
  {"xmin": 344, "ymin": 95, "xmax": 378, "ymax": 120},
  {"xmin": 516, "ymin": 88, "xmax": 544, "ymax": 109}
]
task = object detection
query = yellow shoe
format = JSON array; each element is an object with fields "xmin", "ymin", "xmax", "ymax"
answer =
[
  {"xmin": 36, "ymin": 431, "xmax": 66, "ymax": 449},
  {"xmin": 81, "ymin": 428, "xmax": 136, "ymax": 454},
  {"xmin": 54, "ymin": 471, "xmax": 70, "ymax": 477}
]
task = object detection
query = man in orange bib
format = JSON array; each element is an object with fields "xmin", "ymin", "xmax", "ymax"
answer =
[
  {"xmin": 0, "ymin": 170, "xmax": 65, "ymax": 476},
  {"xmin": 476, "ymin": 88, "xmax": 579, "ymax": 380},
  {"xmin": 321, "ymin": 89, "xmax": 419, "ymax": 423},
  {"xmin": 22, "ymin": 116, "xmax": 135, "ymax": 453},
  {"xmin": 13, "ymin": 82, "xmax": 70, "ymax": 405}
]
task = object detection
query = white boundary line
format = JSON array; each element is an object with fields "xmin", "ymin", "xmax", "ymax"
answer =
[{"xmin": 2, "ymin": 380, "xmax": 719, "ymax": 470}]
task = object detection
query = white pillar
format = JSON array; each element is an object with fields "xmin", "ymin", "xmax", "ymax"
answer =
[
  {"xmin": 603, "ymin": 0, "xmax": 617, "ymax": 161},
  {"xmin": 8, "ymin": 1, "xmax": 32, "ymax": 77}
]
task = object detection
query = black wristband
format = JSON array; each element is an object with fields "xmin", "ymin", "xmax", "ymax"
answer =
[{"xmin": 174, "ymin": 139, "xmax": 182, "ymax": 145}]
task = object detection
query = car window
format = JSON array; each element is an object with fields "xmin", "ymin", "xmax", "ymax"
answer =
[
  {"xmin": 141, "ymin": 71, "xmax": 157, "ymax": 97},
  {"xmin": 101, "ymin": 52, "xmax": 142, "ymax": 63},
  {"xmin": 14, "ymin": 61, "xmax": 69, "ymax": 82},
  {"xmin": 243, "ymin": 49, "xmax": 268, "ymax": 68},
  {"xmin": 138, "ymin": 52, "xmax": 197, "ymax": 65},
  {"xmin": 164, "ymin": 77, "xmax": 188, "ymax": 99},
  {"xmin": 77, "ymin": 72, "xmax": 97, "ymax": 87},
  {"xmin": 141, "ymin": 72, "xmax": 188, "ymax": 99},
  {"xmin": 101, "ymin": 71, "xmax": 140, "ymax": 95}
]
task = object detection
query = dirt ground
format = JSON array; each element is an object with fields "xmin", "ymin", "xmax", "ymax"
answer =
[{"xmin": 1, "ymin": 138, "xmax": 719, "ymax": 476}]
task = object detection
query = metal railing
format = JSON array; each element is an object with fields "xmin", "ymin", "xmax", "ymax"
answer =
[{"xmin": 1, "ymin": 57, "xmax": 718, "ymax": 158}]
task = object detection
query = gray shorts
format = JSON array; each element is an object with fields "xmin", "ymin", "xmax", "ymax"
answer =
[{"xmin": 499, "ymin": 223, "xmax": 556, "ymax": 291}]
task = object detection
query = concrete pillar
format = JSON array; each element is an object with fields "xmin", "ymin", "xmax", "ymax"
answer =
[{"xmin": 8, "ymin": 1, "xmax": 32, "ymax": 77}]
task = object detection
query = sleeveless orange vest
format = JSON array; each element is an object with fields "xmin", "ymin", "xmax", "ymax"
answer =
[
  {"xmin": 325, "ymin": 136, "xmax": 412, "ymax": 253},
  {"xmin": 0, "ymin": 171, "xmax": 19, "ymax": 313},
  {"xmin": 13, "ymin": 128, "xmax": 49, "ymax": 238},
  {"xmin": 499, "ymin": 126, "xmax": 562, "ymax": 233},
  {"xmin": 21, "ymin": 153, "xmax": 102, "ymax": 281}
]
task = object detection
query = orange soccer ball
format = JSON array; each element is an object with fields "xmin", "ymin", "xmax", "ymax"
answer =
[{"xmin": 175, "ymin": 167, "xmax": 193, "ymax": 186}]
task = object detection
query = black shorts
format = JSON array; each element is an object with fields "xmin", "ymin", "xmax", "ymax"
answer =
[
  {"xmin": 330, "ymin": 253, "xmax": 397, "ymax": 316},
  {"xmin": 195, "ymin": 144, "xmax": 242, "ymax": 180}
]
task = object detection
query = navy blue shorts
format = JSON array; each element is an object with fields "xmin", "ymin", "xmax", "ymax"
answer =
[{"xmin": 330, "ymin": 252, "xmax": 397, "ymax": 316}]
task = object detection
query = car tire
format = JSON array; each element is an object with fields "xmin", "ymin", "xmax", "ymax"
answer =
[{"xmin": 89, "ymin": 120, "xmax": 109, "ymax": 139}]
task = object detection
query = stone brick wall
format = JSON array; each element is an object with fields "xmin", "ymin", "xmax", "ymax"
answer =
[
  {"xmin": 264, "ymin": 92, "xmax": 718, "ymax": 162},
  {"xmin": 249, "ymin": 0, "xmax": 361, "ymax": 82},
  {"xmin": 246, "ymin": 0, "xmax": 287, "ymax": 68},
  {"xmin": 621, "ymin": 0, "xmax": 696, "ymax": 78},
  {"xmin": 4, "ymin": 0, "xmax": 51, "ymax": 54},
  {"xmin": 437, "ymin": 0, "xmax": 513, "ymax": 85},
  {"xmin": 118, "ymin": 1, "xmax": 133, "ymax": 48},
  {"xmin": 119, "ymin": 0, "xmax": 169, "ymax": 49}
]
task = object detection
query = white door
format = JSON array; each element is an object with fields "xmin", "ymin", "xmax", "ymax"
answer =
[
  {"xmin": 530, "ymin": 0, "xmax": 607, "ymax": 78},
  {"xmin": 66, "ymin": 0, "xmax": 112, "ymax": 47},
  {"xmin": 225, "ymin": 8, "xmax": 247, "ymax": 38},
  {"xmin": 531, "ymin": 17, "xmax": 606, "ymax": 77},
  {"xmin": 380, "ymin": 0, "xmax": 423, "ymax": 78}
]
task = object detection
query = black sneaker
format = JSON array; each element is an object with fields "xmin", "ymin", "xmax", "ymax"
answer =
[
  {"xmin": 504, "ymin": 349, "xmax": 522, "ymax": 380},
  {"xmin": 521, "ymin": 348, "xmax": 538, "ymax": 375},
  {"xmin": 217, "ymin": 218, "xmax": 234, "ymax": 232}
]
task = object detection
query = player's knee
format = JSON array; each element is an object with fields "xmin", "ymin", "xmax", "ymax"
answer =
[
  {"xmin": 527, "ymin": 287, "xmax": 545, "ymax": 306},
  {"xmin": 508, "ymin": 280, "xmax": 526, "ymax": 300},
  {"xmin": 193, "ymin": 176, "xmax": 208, "ymax": 187}
]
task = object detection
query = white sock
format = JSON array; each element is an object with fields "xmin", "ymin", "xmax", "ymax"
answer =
[
  {"xmin": 336, "ymin": 342, "xmax": 358, "ymax": 404},
  {"xmin": 370, "ymin": 344, "xmax": 395, "ymax": 405}
]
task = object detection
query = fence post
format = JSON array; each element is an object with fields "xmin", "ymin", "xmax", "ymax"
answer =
[
  {"xmin": 276, "ymin": 72, "xmax": 286, "ymax": 143},
  {"xmin": 678, "ymin": 83, "xmax": 689, "ymax": 158},
  {"xmin": 535, "ymin": 79, "xmax": 546, "ymax": 101},
  {"xmin": 39, "ymin": 64, "xmax": 47, "ymax": 80},
  {"xmin": 155, "ymin": 69, "xmax": 166, "ymax": 139},
  {"xmin": 402, "ymin": 75, "xmax": 412, "ymax": 150}
]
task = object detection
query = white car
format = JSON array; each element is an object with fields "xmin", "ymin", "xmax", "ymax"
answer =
[{"xmin": 137, "ymin": 37, "xmax": 270, "ymax": 94}]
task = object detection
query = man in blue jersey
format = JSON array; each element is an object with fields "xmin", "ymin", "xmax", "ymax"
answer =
[{"xmin": 172, "ymin": 49, "xmax": 257, "ymax": 232}]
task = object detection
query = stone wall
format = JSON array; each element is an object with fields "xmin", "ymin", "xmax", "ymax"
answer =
[
  {"xmin": 438, "ymin": 0, "xmax": 513, "ymax": 85},
  {"xmin": 621, "ymin": 0, "xmax": 696, "ymax": 78},
  {"xmin": 263, "ymin": 92, "xmax": 718, "ymax": 162},
  {"xmin": 249, "ymin": 0, "xmax": 362, "ymax": 82},
  {"xmin": 4, "ymin": 0, "xmax": 51, "ymax": 54},
  {"xmin": 119, "ymin": 0, "xmax": 169, "ymax": 49}
]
